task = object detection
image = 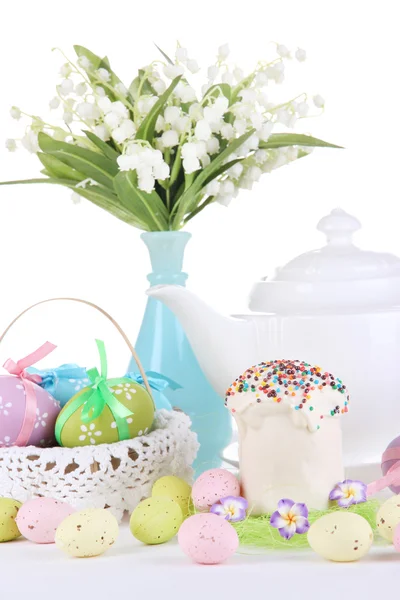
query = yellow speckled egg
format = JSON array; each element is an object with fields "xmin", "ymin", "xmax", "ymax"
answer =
[
  {"xmin": 130, "ymin": 497, "xmax": 183, "ymax": 545},
  {"xmin": 376, "ymin": 494, "xmax": 400, "ymax": 542},
  {"xmin": 308, "ymin": 512, "xmax": 373, "ymax": 562},
  {"xmin": 0, "ymin": 498, "xmax": 22, "ymax": 543},
  {"xmin": 152, "ymin": 476, "xmax": 192, "ymax": 516},
  {"xmin": 55, "ymin": 508, "xmax": 119, "ymax": 558}
]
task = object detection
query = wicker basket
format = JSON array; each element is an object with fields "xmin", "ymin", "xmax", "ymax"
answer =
[{"xmin": 0, "ymin": 298, "xmax": 199, "ymax": 521}]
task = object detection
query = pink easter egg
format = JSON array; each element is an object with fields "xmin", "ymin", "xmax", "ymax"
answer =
[
  {"xmin": 0, "ymin": 375, "xmax": 61, "ymax": 448},
  {"xmin": 178, "ymin": 513, "xmax": 239, "ymax": 564},
  {"xmin": 16, "ymin": 498, "xmax": 75, "ymax": 544},
  {"xmin": 394, "ymin": 522, "xmax": 400, "ymax": 551},
  {"xmin": 382, "ymin": 436, "xmax": 400, "ymax": 494},
  {"xmin": 192, "ymin": 468, "xmax": 240, "ymax": 511}
]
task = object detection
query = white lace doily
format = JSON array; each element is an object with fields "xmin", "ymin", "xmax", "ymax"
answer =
[{"xmin": 0, "ymin": 410, "xmax": 198, "ymax": 522}]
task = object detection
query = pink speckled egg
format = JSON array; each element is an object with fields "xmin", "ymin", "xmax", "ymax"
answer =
[
  {"xmin": 178, "ymin": 513, "xmax": 239, "ymax": 564},
  {"xmin": 16, "ymin": 498, "xmax": 75, "ymax": 544},
  {"xmin": 382, "ymin": 436, "xmax": 400, "ymax": 494},
  {"xmin": 192, "ymin": 468, "xmax": 240, "ymax": 511},
  {"xmin": 0, "ymin": 375, "xmax": 61, "ymax": 448}
]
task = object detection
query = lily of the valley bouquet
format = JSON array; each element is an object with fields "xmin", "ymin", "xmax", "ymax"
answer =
[{"xmin": 2, "ymin": 43, "xmax": 339, "ymax": 230}]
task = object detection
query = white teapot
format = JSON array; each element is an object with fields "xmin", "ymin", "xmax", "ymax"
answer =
[{"xmin": 148, "ymin": 209, "xmax": 400, "ymax": 469}]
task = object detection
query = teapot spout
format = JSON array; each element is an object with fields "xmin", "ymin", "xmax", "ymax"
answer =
[{"xmin": 147, "ymin": 285, "xmax": 254, "ymax": 397}]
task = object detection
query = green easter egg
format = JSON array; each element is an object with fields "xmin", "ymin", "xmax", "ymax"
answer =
[
  {"xmin": 0, "ymin": 498, "xmax": 22, "ymax": 542},
  {"xmin": 130, "ymin": 497, "xmax": 183, "ymax": 545},
  {"xmin": 56, "ymin": 378, "xmax": 154, "ymax": 448},
  {"xmin": 152, "ymin": 476, "xmax": 192, "ymax": 517}
]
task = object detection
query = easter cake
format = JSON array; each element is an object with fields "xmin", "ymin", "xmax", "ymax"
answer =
[{"xmin": 225, "ymin": 359, "xmax": 350, "ymax": 514}]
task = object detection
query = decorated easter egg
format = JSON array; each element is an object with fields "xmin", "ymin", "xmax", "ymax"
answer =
[
  {"xmin": 28, "ymin": 364, "xmax": 90, "ymax": 408},
  {"xmin": 0, "ymin": 498, "xmax": 22, "ymax": 542},
  {"xmin": 308, "ymin": 512, "xmax": 373, "ymax": 562},
  {"xmin": 178, "ymin": 513, "xmax": 239, "ymax": 564},
  {"xmin": 55, "ymin": 508, "xmax": 119, "ymax": 557},
  {"xmin": 382, "ymin": 436, "xmax": 400, "ymax": 494},
  {"xmin": 16, "ymin": 498, "xmax": 75, "ymax": 544},
  {"xmin": 0, "ymin": 375, "xmax": 60, "ymax": 448},
  {"xmin": 376, "ymin": 494, "xmax": 400, "ymax": 542},
  {"xmin": 152, "ymin": 476, "xmax": 192, "ymax": 516},
  {"xmin": 55, "ymin": 378, "xmax": 154, "ymax": 448},
  {"xmin": 130, "ymin": 497, "xmax": 183, "ymax": 545},
  {"xmin": 192, "ymin": 468, "xmax": 240, "ymax": 511}
]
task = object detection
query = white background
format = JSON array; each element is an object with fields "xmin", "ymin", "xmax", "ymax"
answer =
[
  {"xmin": 0, "ymin": 0, "xmax": 399, "ymax": 371},
  {"xmin": 1, "ymin": 1, "xmax": 400, "ymax": 593}
]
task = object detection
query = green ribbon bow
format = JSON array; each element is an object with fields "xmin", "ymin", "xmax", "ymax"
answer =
[{"xmin": 55, "ymin": 339, "xmax": 133, "ymax": 444}]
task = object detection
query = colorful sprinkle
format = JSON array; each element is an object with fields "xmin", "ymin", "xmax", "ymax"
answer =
[{"xmin": 225, "ymin": 359, "xmax": 350, "ymax": 431}]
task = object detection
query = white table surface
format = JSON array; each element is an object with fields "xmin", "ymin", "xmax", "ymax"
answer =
[{"xmin": 1, "ymin": 520, "xmax": 398, "ymax": 600}]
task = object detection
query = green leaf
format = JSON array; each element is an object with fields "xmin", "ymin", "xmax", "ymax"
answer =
[
  {"xmin": 0, "ymin": 178, "xmax": 74, "ymax": 186},
  {"xmin": 202, "ymin": 83, "xmax": 231, "ymax": 105},
  {"xmin": 129, "ymin": 69, "xmax": 155, "ymax": 99},
  {"xmin": 66, "ymin": 184, "xmax": 149, "ymax": 229},
  {"xmin": 231, "ymin": 74, "xmax": 256, "ymax": 105},
  {"xmin": 154, "ymin": 44, "xmax": 174, "ymax": 65},
  {"xmin": 38, "ymin": 133, "xmax": 118, "ymax": 189},
  {"xmin": 83, "ymin": 131, "xmax": 120, "ymax": 161},
  {"xmin": 74, "ymin": 45, "xmax": 103, "ymax": 69},
  {"xmin": 169, "ymin": 147, "xmax": 182, "ymax": 186},
  {"xmin": 74, "ymin": 45, "xmax": 133, "ymax": 105},
  {"xmin": 193, "ymin": 129, "xmax": 256, "ymax": 190},
  {"xmin": 259, "ymin": 133, "xmax": 343, "ymax": 150},
  {"xmin": 172, "ymin": 129, "xmax": 256, "ymax": 228},
  {"xmin": 135, "ymin": 76, "xmax": 182, "ymax": 142},
  {"xmin": 202, "ymin": 158, "xmax": 244, "ymax": 187},
  {"xmin": 37, "ymin": 152, "xmax": 85, "ymax": 181},
  {"xmin": 114, "ymin": 171, "xmax": 169, "ymax": 231}
]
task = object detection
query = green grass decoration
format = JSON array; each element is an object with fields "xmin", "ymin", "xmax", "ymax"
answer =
[{"xmin": 231, "ymin": 501, "xmax": 380, "ymax": 550}]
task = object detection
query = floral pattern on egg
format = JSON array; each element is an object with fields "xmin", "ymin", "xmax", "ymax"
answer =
[{"xmin": 0, "ymin": 376, "xmax": 60, "ymax": 448}]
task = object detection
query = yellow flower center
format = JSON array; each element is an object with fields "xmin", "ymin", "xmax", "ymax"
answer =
[{"xmin": 344, "ymin": 487, "xmax": 355, "ymax": 499}]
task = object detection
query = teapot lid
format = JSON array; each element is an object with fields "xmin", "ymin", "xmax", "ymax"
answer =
[{"xmin": 249, "ymin": 208, "xmax": 400, "ymax": 314}]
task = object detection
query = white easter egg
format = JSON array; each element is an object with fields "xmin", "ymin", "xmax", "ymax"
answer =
[
  {"xmin": 307, "ymin": 512, "xmax": 373, "ymax": 562},
  {"xmin": 55, "ymin": 508, "xmax": 119, "ymax": 558},
  {"xmin": 376, "ymin": 494, "xmax": 400, "ymax": 542}
]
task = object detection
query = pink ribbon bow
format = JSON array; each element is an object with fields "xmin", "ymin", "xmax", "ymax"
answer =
[
  {"xmin": 366, "ymin": 447, "xmax": 400, "ymax": 497},
  {"xmin": 3, "ymin": 342, "xmax": 57, "ymax": 446}
]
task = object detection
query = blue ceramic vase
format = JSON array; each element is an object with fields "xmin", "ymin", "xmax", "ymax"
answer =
[{"xmin": 130, "ymin": 231, "xmax": 232, "ymax": 476}]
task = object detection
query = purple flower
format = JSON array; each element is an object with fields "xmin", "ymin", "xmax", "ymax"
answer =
[
  {"xmin": 329, "ymin": 479, "xmax": 367, "ymax": 508},
  {"xmin": 270, "ymin": 498, "xmax": 310, "ymax": 540},
  {"xmin": 210, "ymin": 496, "xmax": 248, "ymax": 522}
]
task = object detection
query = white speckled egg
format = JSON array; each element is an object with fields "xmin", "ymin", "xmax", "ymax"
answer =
[
  {"xmin": 55, "ymin": 508, "xmax": 119, "ymax": 558},
  {"xmin": 376, "ymin": 495, "xmax": 400, "ymax": 542},
  {"xmin": 308, "ymin": 512, "xmax": 373, "ymax": 562},
  {"xmin": 192, "ymin": 469, "xmax": 240, "ymax": 511}
]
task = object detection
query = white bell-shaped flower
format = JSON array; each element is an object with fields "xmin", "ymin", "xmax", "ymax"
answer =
[
  {"xmin": 195, "ymin": 119, "xmax": 212, "ymax": 141},
  {"xmin": 112, "ymin": 119, "xmax": 136, "ymax": 143},
  {"xmin": 161, "ymin": 130, "xmax": 179, "ymax": 147}
]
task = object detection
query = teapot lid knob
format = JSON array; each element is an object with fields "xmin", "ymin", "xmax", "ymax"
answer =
[{"xmin": 317, "ymin": 208, "xmax": 361, "ymax": 246}]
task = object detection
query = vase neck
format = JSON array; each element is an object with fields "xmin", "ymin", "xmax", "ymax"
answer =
[{"xmin": 141, "ymin": 232, "xmax": 191, "ymax": 286}]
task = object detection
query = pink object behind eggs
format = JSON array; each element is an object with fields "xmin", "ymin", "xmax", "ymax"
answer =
[
  {"xmin": 16, "ymin": 498, "xmax": 74, "ymax": 544},
  {"xmin": 192, "ymin": 468, "xmax": 240, "ymax": 511},
  {"xmin": 394, "ymin": 523, "xmax": 400, "ymax": 552},
  {"xmin": 0, "ymin": 375, "xmax": 60, "ymax": 447},
  {"xmin": 178, "ymin": 513, "xmax": 239, "ymax": 564},
  {"xmin": 382, "ymin": 436, "xmax": 400, "ymax": 494}
]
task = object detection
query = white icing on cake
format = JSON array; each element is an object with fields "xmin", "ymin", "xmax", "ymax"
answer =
[
  {"xmin": 225, "ymin": 359, "xmax": 349, "ymax": 432},
  {"xmin": 225, "ymin": 360, "xmax": 349, "ymax": 513}
]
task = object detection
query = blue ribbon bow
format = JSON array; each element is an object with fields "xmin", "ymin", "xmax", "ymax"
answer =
[{"xmin": 125, "ymin": 371, "xmax": 182, "ymax": 411}]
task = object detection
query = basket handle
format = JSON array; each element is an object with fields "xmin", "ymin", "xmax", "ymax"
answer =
[{"xmin": 0, "ymin": 297, "xmax": 154, "ymax": 406}]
